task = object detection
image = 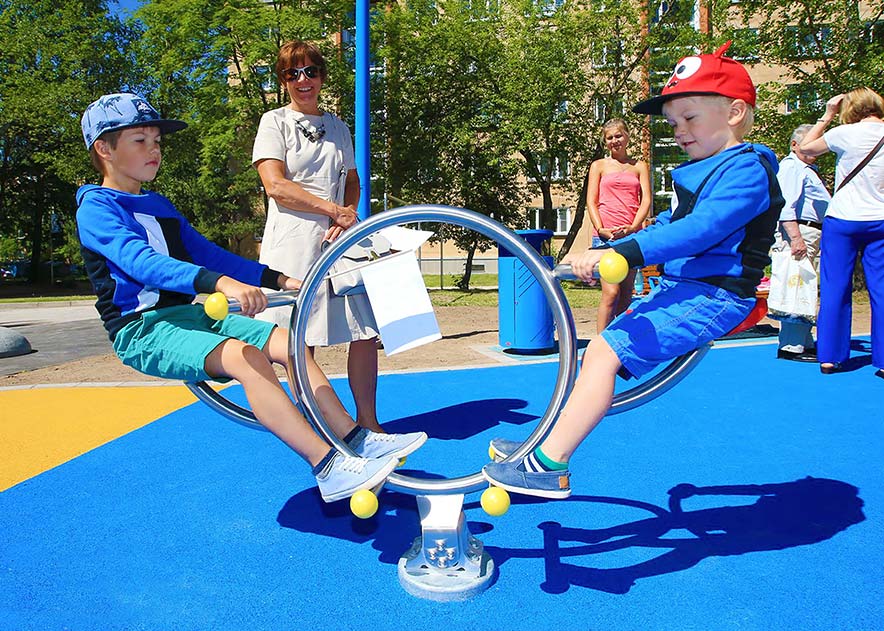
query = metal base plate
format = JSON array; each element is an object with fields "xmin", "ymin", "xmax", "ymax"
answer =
[{"xmin": 397, "ymin": 536, "xmax": 497, "ymax": 602}]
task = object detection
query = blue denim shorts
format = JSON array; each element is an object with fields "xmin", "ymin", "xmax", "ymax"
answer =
[
  {"xmin": 600, "ymin": 276, "xmax": 755, "ymax": 379},
  {"xmin": 589, "ymin": 236, "xmax": 609, "ymax": 280},
  {"xmin": 113, "ymin": 304, "xmax": 277, "ymax": 382}
]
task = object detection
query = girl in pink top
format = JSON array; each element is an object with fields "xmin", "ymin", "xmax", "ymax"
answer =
[{"xmin": 586, "ymin": 119, "xmax": 652, "ymax": 331}]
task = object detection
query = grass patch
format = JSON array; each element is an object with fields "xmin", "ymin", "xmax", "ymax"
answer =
[
  {"xmin": 421, "ymin": 273, "xmax": 498, "ymax": 289},
  {"xmin": 0, "ymin": 295, "xmax": 93, "ymax": 304}
]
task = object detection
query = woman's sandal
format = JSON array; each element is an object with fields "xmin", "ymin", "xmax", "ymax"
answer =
[{"xmin": 820, "ymin": 363, "xmax": 842, "ymax": 374}]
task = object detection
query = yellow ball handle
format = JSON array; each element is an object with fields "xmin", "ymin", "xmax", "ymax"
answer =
[
  {"xmin": 480, "ymin": 486, "xmax": 511, "ymax": 517},
  {"xmin": 598, "ymin": 250, "xmax": 629, "ymax": 284},
  {"xmin": 204, "ymin": 292, "xmax": 230, "ymax": 320},
  {"xmin": 350, "ymin": 488, "xmax": 379, "ymax": 519}
]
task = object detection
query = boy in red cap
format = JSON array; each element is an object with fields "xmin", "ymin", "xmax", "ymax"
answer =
[{"xmin": 483, "ymin": 43, "xmax": 783, "ymax": 498}]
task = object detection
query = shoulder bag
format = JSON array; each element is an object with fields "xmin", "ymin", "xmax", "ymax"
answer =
[{"xmin": 835, "ymin": 133, "xmax": 884, "ymax": 193}]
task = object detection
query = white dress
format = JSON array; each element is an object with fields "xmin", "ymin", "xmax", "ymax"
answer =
[{"xmin": 252, "ymin": 106, "xmax": 377, "ymax": 346}]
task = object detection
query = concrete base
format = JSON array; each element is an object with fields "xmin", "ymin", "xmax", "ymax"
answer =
[{"xmin": 0, "ymin": 327, "xmax": 32, "ymax": 358}]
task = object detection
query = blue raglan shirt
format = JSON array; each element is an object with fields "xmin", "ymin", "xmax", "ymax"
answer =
[
  {"xmin": 610, "ymin": 143, "xmax": 783, "ymax": 299},
  {"xmin": 76, "ymin": 185, "xmax": 280, "ymax": 340}
]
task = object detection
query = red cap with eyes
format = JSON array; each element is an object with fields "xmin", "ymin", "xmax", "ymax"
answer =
[{"xmin": 632, "ymin": 41, "xmax": 756, "ymax": 115}]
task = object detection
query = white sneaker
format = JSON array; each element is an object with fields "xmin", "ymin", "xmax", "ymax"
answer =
[
  {"xmin": 315, "ymin": 453, "xmax": 398, "ymax": 503},
  {"xmin": 347, "ymin": 428, "xmax": 427, "ymax": 460}
]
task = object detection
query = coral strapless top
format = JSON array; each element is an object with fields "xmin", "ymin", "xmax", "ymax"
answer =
[{"xmin": 595, "ymin": 171, "xmax": 641, "ymax": 235}]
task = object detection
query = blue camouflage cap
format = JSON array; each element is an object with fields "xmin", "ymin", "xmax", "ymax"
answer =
[{"xmin": 81, "ymin": 93, "xmax": 187, "ymax": 149}]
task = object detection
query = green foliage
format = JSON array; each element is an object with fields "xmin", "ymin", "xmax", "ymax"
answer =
[
  {"xmin": 131, "ymin": 0, "xmax": 355, "ymax": 251},
  {"xmin": 0, "ymin": 236, "xmax": 23, "ymax": 260},
  {"xmin": 4, "ymin": 0, "xmax": 882, "ymax": 286},
  {"xmin": 375, "ymin": 0, "xmax": 531, "ymax": 288},
  {"xmin": 718, "ymin": 0, "xmax": 884, "ymax": 179},
  {"xmin": 0, "ymin": 0, "xmax": 136, "ymax": 280}
]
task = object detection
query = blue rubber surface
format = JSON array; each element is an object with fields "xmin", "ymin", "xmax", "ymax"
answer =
[{"xmin": 2, "ymin": 339, "xmax": 882, "ymax": 631}]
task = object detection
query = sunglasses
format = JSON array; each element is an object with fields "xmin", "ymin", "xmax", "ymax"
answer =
[{"xmin": 283, "ymin": 66, "xmax": 320, "ymax": 82}]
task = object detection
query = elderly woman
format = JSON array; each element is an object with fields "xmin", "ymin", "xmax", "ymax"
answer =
[
  {"xmin": 800, "ymin": 87, "xmax": 884, "ymax": 379},
  {"xmin": 252, "ymin": 40, "xmax": 384, "ymax": 430}
]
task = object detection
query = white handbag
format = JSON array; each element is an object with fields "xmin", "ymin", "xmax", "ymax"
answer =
[{"xmin": 326, "ymin": 233, "xmax": 394, "ymax": 296}]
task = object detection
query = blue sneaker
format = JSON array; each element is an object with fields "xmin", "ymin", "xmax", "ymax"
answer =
[
  {"xmin": 347, "ymin": 428, "xmax": 427, "ymax": 460},
  {"xmin": 482, "ymin": 458, "xmax": 571, "ymax": 499},
  {"xmin": 315, "ymin": 453, "xmax": 398, "ymax": 503},
  {"xmin": 488, "ymin": 437, "xmax": 524, "ymax": 461}
]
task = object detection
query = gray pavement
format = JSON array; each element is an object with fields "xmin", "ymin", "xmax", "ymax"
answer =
[{"xmin": 0, "ymin": 301, "xmax": 112, "ymax": 376}]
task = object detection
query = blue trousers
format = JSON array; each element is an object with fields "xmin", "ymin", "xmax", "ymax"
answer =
[{"xmin": 817, "ymin": 217, "xmax": 884, "ymax": 369}]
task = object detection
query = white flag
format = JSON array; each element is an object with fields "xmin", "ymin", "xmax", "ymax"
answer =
[{"xmin": 359, "ymin": 251, "xmax": 441, "ymax": 355}]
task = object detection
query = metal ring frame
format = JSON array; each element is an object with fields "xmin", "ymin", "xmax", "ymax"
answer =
[
  {"xmin": 289, "ymin": 205, "xmax": 578, "ymax": 495},
  {"xmin": 188, "ymin": 204, "xmax": 708, "ymax": 496}
]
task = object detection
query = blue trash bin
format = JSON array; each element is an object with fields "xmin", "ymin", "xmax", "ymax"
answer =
[{"xmin": 498, "ymin": 229, "xmax": 554, "ymax": 353}]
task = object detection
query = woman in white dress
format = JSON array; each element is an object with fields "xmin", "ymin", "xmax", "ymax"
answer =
[{"xmin": 252, "ymin": 40, "xmax": 383, "ymax": 431}]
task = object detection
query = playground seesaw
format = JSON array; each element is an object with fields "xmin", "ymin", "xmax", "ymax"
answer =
[{"xmin": 185, "ymin": 204, "xmax": 765, "ymax": 600}]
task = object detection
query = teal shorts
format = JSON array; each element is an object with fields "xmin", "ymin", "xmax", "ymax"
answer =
[{"xmin": 113, "ymin": 304, "xmax": 277, "ymax": 383}]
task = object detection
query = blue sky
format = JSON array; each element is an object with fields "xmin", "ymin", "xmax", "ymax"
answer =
[{"xmin": 108, "ymin": 0, "xmax": 143, "ymax": 17}]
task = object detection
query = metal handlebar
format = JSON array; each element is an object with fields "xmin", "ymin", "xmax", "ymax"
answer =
[{"xmin": 224, "ymin": 290, "xmax": 299, "ymax": 314}]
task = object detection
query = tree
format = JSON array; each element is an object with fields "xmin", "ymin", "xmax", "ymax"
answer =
[
  {"xmin": 0, "ymin": 0, "xmax": 136, "ymax": 281},
  {"xmin": 375, "ymin": 0, "xmax": 529, "ymax": 288},
  {"xmin": 132, "ymin": 0, "xmax": 355, "ymax": 252},
  {"xmin": 377, "ymin": 0, "xmax": 707, "ymax": 265},
  {"xmin": 718, "ymin": 0, "xmax": 883, "ymax": 174}
]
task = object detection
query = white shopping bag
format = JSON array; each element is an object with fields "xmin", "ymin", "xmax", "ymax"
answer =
[
  {"xmin": 359, "ymin": 250, "xmax": 441, "ymax": 355},
  {"xmin": 767, "ymin": 250, "xmax": 818, "ymax": 319}
]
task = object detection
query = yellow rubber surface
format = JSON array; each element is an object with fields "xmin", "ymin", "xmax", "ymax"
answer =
[{"xmin": 0, "ymin": 386, "xmax": 195, "ymax": 492}]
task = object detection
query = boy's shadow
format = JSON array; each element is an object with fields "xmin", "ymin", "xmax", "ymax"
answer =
[
  {"xmin": 277, "ymin": 476, "xmax": 863, "ymax": 594},
  {"xmin": 489, "ymin": 476, "xmax": 864, "ymax": 595},
  {"xmin": 277, "ymin": 479, "xmax": 427, "ymax": 564}
]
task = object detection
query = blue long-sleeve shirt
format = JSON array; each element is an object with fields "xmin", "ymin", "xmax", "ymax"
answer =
[
  {"xmin": 76, "ymin": 185, "xmax": 281, "ymax": 340},
  {"xmin": 610, "ymin": 143, "xmax": 783, "ymax": 299}
]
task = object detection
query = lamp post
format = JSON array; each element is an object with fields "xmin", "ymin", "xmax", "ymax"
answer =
[{"xmin": 355, "ymin": 0, "xmax": 371, "ymax": 220}]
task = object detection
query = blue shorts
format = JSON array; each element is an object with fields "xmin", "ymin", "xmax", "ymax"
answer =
[
  {"xmin": 600, "ymin": 277, "xmax": 755, "ymax": 379},
  {"xmin": 113, "ymin": 304, "xmax": 277, "ymax": 382},
  {"xmin": 590, "ymin": 236, "xmax": 608, "ymax": 280}
]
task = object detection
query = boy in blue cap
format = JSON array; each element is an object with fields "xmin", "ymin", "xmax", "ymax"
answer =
[
  {"xmin": 483, "ymin": 43, "xmax": 783, "ymax": 498},
  {"xmin": 76, "ymin": 93, "xmax": 426, "ymax": 503}
]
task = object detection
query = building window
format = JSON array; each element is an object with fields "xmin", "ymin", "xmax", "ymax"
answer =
[
  {"xmin": 554, "ymin": 100, "xmax": 569, "ymax": 123},
  {"xmin": 785, "ymin": 83, "xmax": 827, "ymax": 113},
  {"xmin": 555, "ymin": 207, "xmax": 571, "ymax": 235},
  {"xmin": 466, "ymin": 0, "xmax": 499, "ymax": 11},
  {"xmin": 593, "ymin": 96, "xmax": 624, "ymax": 122},
  {"xmin": 529, "ymin": 206, "xmax": 572, "ymax": 235},
  {"xmin": 539, "ymin": 154, "xmax": 570, "ymax": 181},
  {"xmin": 870, "ymin": 20, "xmax": 884, "ymax": 44},
  {"xmin": 654, "ymin": 165, "xmax": 674, "ymax": 195},
  {"xmin": 785, "ymin": 24, "xmax": 833, "ymax": 59}
]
